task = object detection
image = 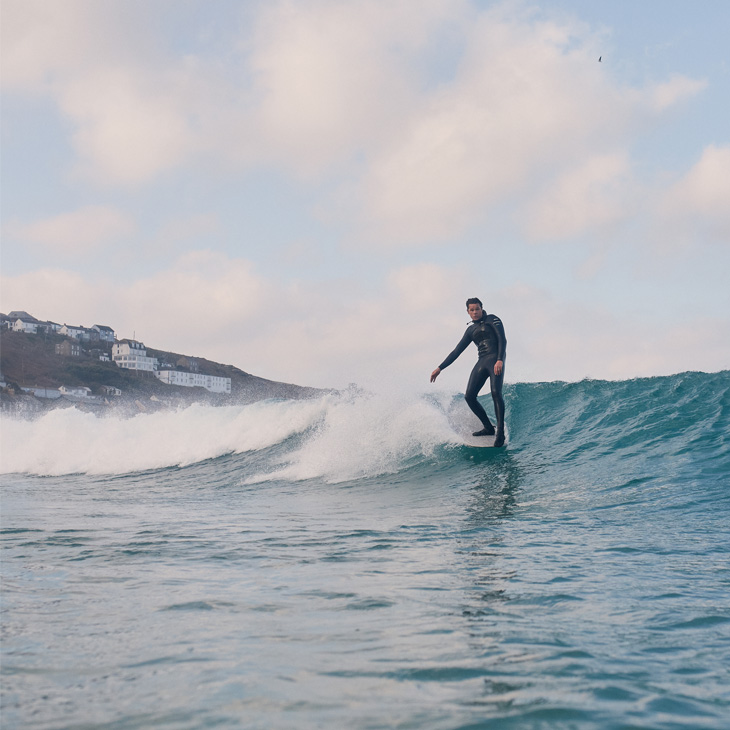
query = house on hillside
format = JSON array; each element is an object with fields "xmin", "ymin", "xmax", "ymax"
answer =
[
  {"xmin": 91, "ymin": 324, "xmax": 115, "ymax": 342},
  {"xmin": 40, "ymin": 321, "xmax": 63, "ymax": 334},
  {"xmin": 22, "ymin": 386, "xmax": 62, "ymax": 399},
  {"xmin": 155, "ymin": 369, "xmax": 231, "ymax": 394},
  {"xmin": 112, "ymin": 340, "xmax": 158, "ymax": 372},
  {"xmin": 5, "ymin": 312, "xmax": 64, "ymax": 334},
  {"xmin": 12, "ymin": 313, "xmax": 40, "ymax": 334},
  {"xmin": 100, "ymin": 385, "xmax": 122, "ymax": 396},
  {"xmin": 56, "ymin": 341, "xmax": 81, "ymax": 357},
  {"xmin": 88, "ymin": 348, "xmax": 110, "ymax": 362},
  {"xmin": 59, "ymin": 385, "xmax": 91, "ymax": 398},
  {"xmin": 59, "ymin": 324, "xmax": 88, "ymax": 340},
  {"xmin": 176, "ymin": 356, "xmax": 199, "ymax": 373}
]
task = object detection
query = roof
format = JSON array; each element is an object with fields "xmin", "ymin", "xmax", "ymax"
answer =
[
  {"xmin": 116, "ymin": 338, "xmax": 145, "ymax": 347},
  {"xmin": 8, "ymin": 310, "xmax": 38, "ymax": 322}
]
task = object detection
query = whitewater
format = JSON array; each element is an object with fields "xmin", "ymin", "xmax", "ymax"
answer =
[{"xmin": 2, "ymin": 371, "xmax": 729, "ymax": 729}]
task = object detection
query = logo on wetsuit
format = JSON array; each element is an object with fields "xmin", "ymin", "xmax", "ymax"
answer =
[{"xmin": 472, "ymin": 316, "xmax": 502, "ymax": 359}]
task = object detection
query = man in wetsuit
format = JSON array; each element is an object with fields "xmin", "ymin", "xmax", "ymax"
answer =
[{"xmin": 430, "ymin": 297, "xmax": 507, "ymax": 447}]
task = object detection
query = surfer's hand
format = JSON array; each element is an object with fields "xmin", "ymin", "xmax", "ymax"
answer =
[
  {"xmin": 430, "ymin": 367, "xmax": 441, "ymax": 383},
  {"xmin": 494, "ymin": 360, "xmax": 503, "ymax": 376}
]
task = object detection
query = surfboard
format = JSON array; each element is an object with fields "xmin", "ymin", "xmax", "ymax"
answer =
[{"xmin": 446, "ymin": 400, "xmax": 504, "ymax": 448}]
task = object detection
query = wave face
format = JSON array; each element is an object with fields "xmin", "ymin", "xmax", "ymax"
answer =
[
  {"xmin": 3, "ymin": 370, "xmax": 729, "ymax": 730},
  {"xmin": 2, "ymin": 371, "xmax": 728, "ymax": 484}
]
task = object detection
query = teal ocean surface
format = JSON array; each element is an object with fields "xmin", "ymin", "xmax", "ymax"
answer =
[{"xmin": 2, "ymin": 371, "xmax": 729, "ymax": 729}]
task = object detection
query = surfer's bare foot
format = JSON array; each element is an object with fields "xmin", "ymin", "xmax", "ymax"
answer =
[
  {"xmin": 493, "ymin": 431, "xmax": 505, "ymax": 447},
  {"xmin": 472, "ymin": 424, "xmax": 495, "ymax": 437}
]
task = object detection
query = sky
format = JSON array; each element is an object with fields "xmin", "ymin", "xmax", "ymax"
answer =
[{"xmin": 1, "ymin": 0, "xmax": 729, "ymax": 391}]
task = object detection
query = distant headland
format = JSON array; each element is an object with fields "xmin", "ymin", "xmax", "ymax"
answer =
[{"xmin": 1, "ymin": 310, "xmax": 327, "ymax": 414}]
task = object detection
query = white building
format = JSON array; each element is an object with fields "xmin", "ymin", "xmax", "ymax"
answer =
[
  {"xmin": 155, "ymin": 370, "xmax": 231, "ymax": 394},
  {"xmin": 8, "ymin": 311, "xmax": 38, "ymax": 332},
  {"xmin": 59, "ymin": 385, "xmax": 92, "ymax": 398},
  {"xmin": 59, "ymin": 324, "xmax": 88, "ymax": 340},
  {"xmin": 13, "ymin": 317, "xmax": 38, "ymax": 334},
  {"xmin": 112, "ymin": 340, "xmax": 158, "ymax": 371}
]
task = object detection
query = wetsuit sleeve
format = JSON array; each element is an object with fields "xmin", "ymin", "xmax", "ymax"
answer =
[
  {"xmin": 490, "ymin": 316, "xmax": 507, "ymax": 361},
  {"xmin": 438, "ymin": 328, "xmax": 472, "ymax": 370}
]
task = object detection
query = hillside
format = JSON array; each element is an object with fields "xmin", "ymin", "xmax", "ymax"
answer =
[{"xmin": 0, "ymin": 330, "xmax": 325, "ymax": 407}]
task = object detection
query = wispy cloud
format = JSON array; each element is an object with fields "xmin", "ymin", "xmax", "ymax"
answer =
[
  {"xmin": 6, "ymin": 205, "xmax": 135, "ymax": 254},
  {"xmin": 524, "ymin": 153, "xmax": 635, "ymax": 241},
  {"xmin": 653, "ymin": 144, "xmax": 730, "ymax": 249}
]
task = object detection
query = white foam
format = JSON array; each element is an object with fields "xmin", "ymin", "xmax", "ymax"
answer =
[
  {"xmin": 0, "ymin": 392, "xmax": 471, "ymax": 479},
  {"xmin": 0, "ymin": 399, "xmax": 327, "ymax": 476},
  {"xmin": 245, "ymin": 390, "xmax": 461, "ymax": 484}
]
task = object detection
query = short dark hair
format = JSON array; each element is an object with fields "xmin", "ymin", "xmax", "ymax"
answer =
[{"xmin": 465, "ymin": 297, "xmax": 483, "ymax": 308}]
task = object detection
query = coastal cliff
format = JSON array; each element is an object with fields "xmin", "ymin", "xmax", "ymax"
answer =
[{"xmin": 0, "ymin": 329, "xmax": 326, "ymax": 413}]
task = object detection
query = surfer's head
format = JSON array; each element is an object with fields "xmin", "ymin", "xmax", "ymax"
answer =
[{"xmin": 466, "ymin": 297, "xmax": 483, "ymax": 321}]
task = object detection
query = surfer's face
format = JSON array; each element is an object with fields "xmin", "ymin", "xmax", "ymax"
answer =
[{"xmin": 467, "ymin": 303, "xmax": 483, "ymax": 321}]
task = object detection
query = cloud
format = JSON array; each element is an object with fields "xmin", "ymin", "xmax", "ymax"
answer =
[
  {"xmin": 650, "ymin": 75, "xmax": 707, "ymax": 112},
  {"xmin": 3, "ymin": 0, "xmax": 705, "ymax": 234},
  {"xmin": 62, "ymin": 67, "xmax": 195, "ymax": 184},
  {"xmin": 496, "ymin": 284, "xmax": 730, "ymax": 382},
  {"xmin": 6, "ymin": 205, "xmax": 135, "ymax": 254},
  {"xmin": 150, "ymin": 214, "xmax": 222, "ymax": 252},
  {"xmin": 123, "ymin": 251, "xmax": 268, "ymax": 350},
  {"xmin": 0, "ymin": 249, "xmax": 263, "ymax": 330},
  {"xmin": 238, "ymin": 1, "xmax": 429, "ymax": 175},
  {"xmin": 1, "ymin": 0, "xmax": 199, "ymax": 183},
  {"xmin": 1, "ymin": 0, "xmax": 106, "ymax": 91},
  {"xmin": 0, "ymin": 268, "xmax": 106, "ymax": 327},
  {"xmin": 654, "ymin": 144, "xmax": 730, "ymax": 249},
  {"xmin": 524, "ymin": 153, "xmax": 635, "ymax": 241},
  {"xmin": 237, "ymin": 260, "xmax": 480, "ymax": 389},
  {"xmin": 354, "ymin": 6, "xmax": 703, "ymax": 245}
]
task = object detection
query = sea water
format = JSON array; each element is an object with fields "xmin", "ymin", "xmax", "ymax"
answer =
[{"xmin": 1, "ymin": 371, "xmax": 729, "ymax": 729}]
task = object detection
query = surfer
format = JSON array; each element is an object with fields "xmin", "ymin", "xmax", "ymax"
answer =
[{"xmin": 430, "ymin": 298, "xmax": 507, "ymax": 447}]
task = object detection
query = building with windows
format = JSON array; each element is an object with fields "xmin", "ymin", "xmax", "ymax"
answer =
[
  {"xmin": 100, "ymin": 385, "xmax": 122, "ymax": 396},
  {"xmin": 59, "ymin": 324, "xmax": 88, "ymax": 340},
  {"xmin": 12, "ymin": 314, "xmax": 39, "ymax": 334},
  {"xmin": 112, "ymin": 340, "xmax": 158, "ymax": 372},
  {"xmin": 56, "ymin": 341, "xmax": 81, "ymax": 357},
  {"xmin": 91, "ymin": 324, "xmax": 115, "ymax": 342},
  {"xmin": 6, "ymin": 312, "xmax": 62, "ymax": 334},
  {"xmin": 22, "ymin": 386, "xmax": 62, "ymax": 399},
  {"xmin": 59, "ymin": 385, "xmax": 92, "ymax": 398},
  {"xmin": 154, "ymin": 369, "xmax": 231, "ymax": 394}
]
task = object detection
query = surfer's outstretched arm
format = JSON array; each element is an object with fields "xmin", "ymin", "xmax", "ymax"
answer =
[
  {"xmin": 431, "ymin": 328, "xmax": 471, "ymax": 382},
  {"xmin": 437, "ymin": 329, "xmax": 472, "ymax": 370}
]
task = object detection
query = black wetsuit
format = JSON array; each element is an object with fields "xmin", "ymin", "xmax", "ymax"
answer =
[{"xmin": 439, "ymin": 312, "xmax": 506, "ymax": 435}]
